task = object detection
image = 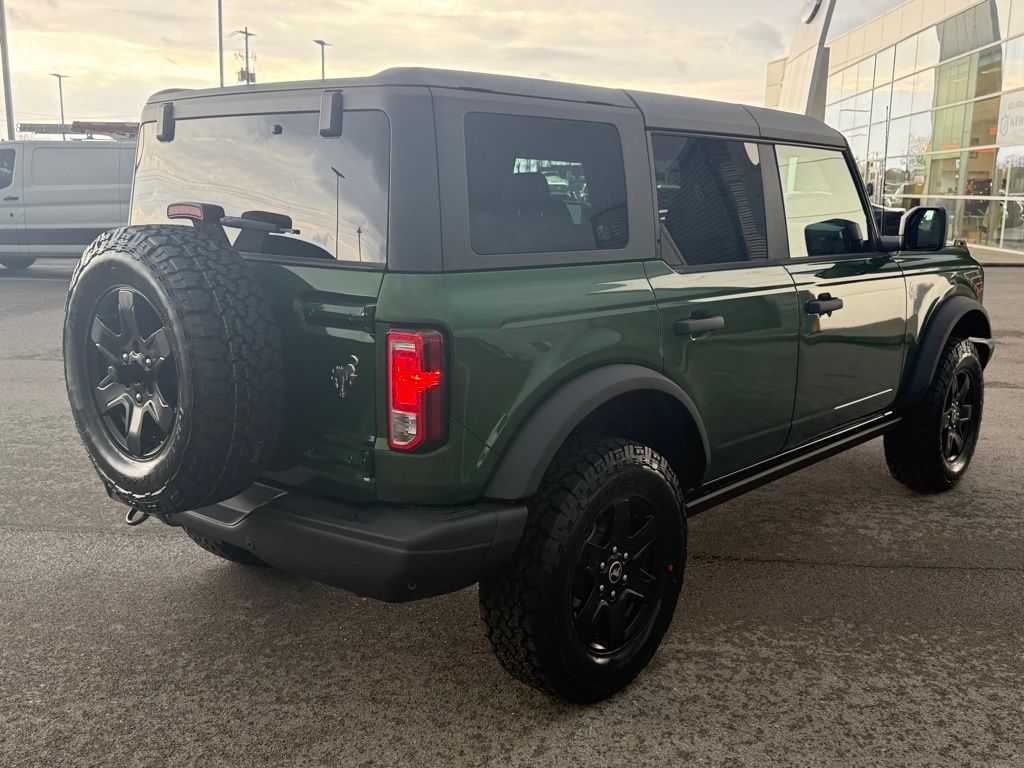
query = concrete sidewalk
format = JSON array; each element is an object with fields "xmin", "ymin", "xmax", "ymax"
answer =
[{"xmin": 968, "ymin": 244, "xmax": 1024, "ymax": 266}]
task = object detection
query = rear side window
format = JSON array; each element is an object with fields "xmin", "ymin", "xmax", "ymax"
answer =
[
  {"xmin": 0, "ymin": 148, "xmax": 14, "ymax": 190},
  {"xmin": 652, "ymin": 135, "xmax": 768, "ymax": 267},
  {"xmin": 775, "ymin": 144, "xmax": 872, "ymax": 259},
  {"xmin": 31, "ymin": 146, "xmax": 119, "ymax": 186},
  {"xmin": 132, "ymin": 111, "xmax": 390, "ymax": 265},
  {"xmin": 465, "ymin": 113, "xmax": 628, "ymax": 256}
]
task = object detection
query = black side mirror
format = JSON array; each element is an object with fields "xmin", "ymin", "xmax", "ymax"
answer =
[
  {"xmin": 901, "ymin": 206, "xmax": 947, "ymax": 251},
  {"xmin": 865, "ymin": 181, "xmax": 874, "ymax": 198}
]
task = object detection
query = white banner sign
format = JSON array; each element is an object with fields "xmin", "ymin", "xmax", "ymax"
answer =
[{"xmin": 997, "ymin": 90, "xmax": 1024, "ymax": 145}]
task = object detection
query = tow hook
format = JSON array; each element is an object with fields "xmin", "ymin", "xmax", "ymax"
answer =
[{"xmin": 125, "ymin": 508, "xmax": 150, "ymax": 526}]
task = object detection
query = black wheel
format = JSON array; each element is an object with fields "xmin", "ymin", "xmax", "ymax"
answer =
[
  {"xmin": 480, "ymin": 437, "xmax": 685, "ymax": 703},
  {"xmin": 0, "ymin": 255, "xmax": 35, "ymax": 271},
  {"xmin": 185, "ymin": 528, "xmax": 266, "ymax": 567},
  {"xmin": 63, "ymin": 225, "xmax": 284, "ymax": 517},
  {"xmin": 885, "ymin": 337, "xmax": 984, "ymax": 492}
]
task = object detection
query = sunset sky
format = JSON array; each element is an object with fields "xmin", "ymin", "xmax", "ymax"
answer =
[{"xmin": 2, "ymin": 0, "xmax": 905, "ymax": 130}]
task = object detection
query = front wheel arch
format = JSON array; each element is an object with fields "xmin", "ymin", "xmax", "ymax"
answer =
[{"xmin": 483, "ymin": 364, "xmax": 710, "ymax": 501}]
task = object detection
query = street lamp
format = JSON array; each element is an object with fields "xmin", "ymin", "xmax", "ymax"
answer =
[
  {"xmin": 217, "ymin": 0, "xmax": 224, "ymax": 87},
  {"xmin": 49, "ymin": 73, "xmax": 68, "ymax": 141},
  {"xmin": 313, "ymin": 39, "xmax": 331, "ymax": 80}
]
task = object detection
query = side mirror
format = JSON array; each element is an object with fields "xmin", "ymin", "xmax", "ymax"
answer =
[
  {"xmin": 901, "ymin": 206, "xmax": 947, "ymax": 251},
  {"xmin": 865, "ymin": 181, "xmax": 875, "ymax": 198},
  {"xmin": 880, "ymin": 206, "xmax": 948, "ymax": 252}
]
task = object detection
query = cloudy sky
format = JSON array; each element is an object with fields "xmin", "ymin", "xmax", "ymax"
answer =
[{"xmin": 2, "ymin": 0, "xmax": 906, "ymax": 128}]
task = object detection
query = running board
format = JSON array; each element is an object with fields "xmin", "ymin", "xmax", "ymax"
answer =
[{"xmin": 686, "ymin": 414, "xmax": 902, "ymax": 516}]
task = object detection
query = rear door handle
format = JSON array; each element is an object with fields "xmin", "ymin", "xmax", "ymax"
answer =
[
  {"xmin": 3, "ymin": 195, "xmax": 18, "ymax": 201},
  {"xmin": 805, "ymin": 294, "xmax": 844, "ymax": 317},
  {"xmin": 674, "ymin": 315, "xmax": 725, "ymax": 336}
]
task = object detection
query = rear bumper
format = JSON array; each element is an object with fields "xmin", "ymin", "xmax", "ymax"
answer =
[{"xmin": 176, "ymin": 484, "xmax": 528, "ymax": 602}]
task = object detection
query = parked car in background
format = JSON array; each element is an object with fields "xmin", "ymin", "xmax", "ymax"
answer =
[{"xmin": 0, "ymin": 140, "xmax": 135, "ymax": 271}]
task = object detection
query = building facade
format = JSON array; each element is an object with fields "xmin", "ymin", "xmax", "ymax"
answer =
[{"xmin": 768, "ymin": 0, "xmax": 1024, "ymax": 254}]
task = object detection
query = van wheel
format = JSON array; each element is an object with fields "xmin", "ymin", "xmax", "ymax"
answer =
[
  {"xmin": 0, "ymin": 256, "xmax": 35, "ymax": 271},
  {"xmin": 885, "ymin": 338, "xmax": 984, "ymax": 492},
  {"xmin": 63, "ymin": 226, "xmax": 284, "ymax": 518},
  {"xmin": 479, "ymin": 437, "xmax": 686, "ymax": 703},
  {"xmin": 184, "ymin": 528, "xmax": 267, "ymax": 567}
]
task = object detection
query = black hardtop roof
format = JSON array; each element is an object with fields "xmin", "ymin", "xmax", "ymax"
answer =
[{"xmin": 145, "ymin": 67, "xmax": 845, "ymax": 148}]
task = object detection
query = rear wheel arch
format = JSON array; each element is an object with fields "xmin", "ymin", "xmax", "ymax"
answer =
[
  {"xmin": 483, "ymin": 364, "xmax": 709, "ymax": 501},
  {"xmin": 898, "ymin": 295, "xmax": 992, "ymax": 409}
]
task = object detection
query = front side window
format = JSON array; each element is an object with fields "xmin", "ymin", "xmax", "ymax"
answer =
[
  {"xmin": 776, "ymin": 145, "xmax": 873, "ymax": 259},
  {"xmin": 465, "ymin": 112, "xmax": 628, "ymax": 256},
  {"xmin": 0, "ymin": 148, "xmax": 14, "ymax": 191},
  {"xmin": 652, "ymin": 135, "xmax": 768, "ymax": 267},
  {"xmin": 132, "ymin": 110, "xmax": 390, "ymax": 265}
]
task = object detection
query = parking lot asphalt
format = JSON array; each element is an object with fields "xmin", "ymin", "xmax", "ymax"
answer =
[{"xmin": 1, "ymin": 261, "xmax": 1022, "ymax": 768}]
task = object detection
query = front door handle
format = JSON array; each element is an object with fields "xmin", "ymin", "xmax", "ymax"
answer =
[
  {"xmin": 675, "ymin": 315, "xmax": 725, "ymax": 336},
  {"xmin": 3, "ymin": 195, "xmax": 18, "ymax": 201},
  {"xmin": 805, "ymin": 294, "xmax": 844, "ymax": 317}
]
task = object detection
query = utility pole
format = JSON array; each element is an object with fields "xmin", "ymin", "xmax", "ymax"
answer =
[
  {"xmin": 50, "ymin": 73, "xmax": 68, "ymax": 141},
  {"xmin": 313, "ymin": 39, "xmax": 331, "ymax": 79},
  {"xmin": 217, "ymin": 0, "xmax": 224, "ymax": 87},
  {"xmin": 235, "ymin": 26, "xmax": 256, "ymax": 84},
  {"xmin": 0, "ymin": 0, "xmax": 15, "ymax": 140}
]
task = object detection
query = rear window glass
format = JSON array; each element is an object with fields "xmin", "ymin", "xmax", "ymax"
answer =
[
  {"xmin": 465, "ymin": 113, "xmax": 628, "ymax": 256},
  {"xmin": 131, "ymin": 110, "xmax": 389, "ymax": 265},
  {"xmin": 31, "ymin": 146, "xmax": 120, "ymax": 186}
]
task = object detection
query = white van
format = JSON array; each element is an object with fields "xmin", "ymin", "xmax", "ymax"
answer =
[{"xmin": 0, "ymin": 140, "xmax": 135, "ymax": 271}]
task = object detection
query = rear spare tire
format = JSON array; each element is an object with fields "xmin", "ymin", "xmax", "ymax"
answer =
[{"xmin": 63, "ymin": 225, "xmax": 284, "ymax": 516}]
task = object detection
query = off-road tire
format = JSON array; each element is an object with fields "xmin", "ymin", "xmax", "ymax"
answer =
[
  {"xmin": 0, "ymin": 255, "xmax": 36, "ymax": 271},
  {"xmin": 885, "ymin": 337, "xmax": 984, "ymax": 492},
  {"xmin": 479, "ymin": 437, "xmax": 686, "ymax": 703},
  {"xmin": 185, "ymin": 528, "xmax": 267, "ymax": 567},
  {"xmin": 63, "ymin": 225, "xmax": 284, "ymax": 517}
]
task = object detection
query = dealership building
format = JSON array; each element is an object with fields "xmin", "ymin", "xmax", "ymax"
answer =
[{"xmin": 767, "ymin": 0, "xmax": 1024, "ymax": 255}]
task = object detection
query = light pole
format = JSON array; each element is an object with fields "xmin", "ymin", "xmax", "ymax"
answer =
[
  {"xmin": 234, "ymin": 27, "xmax": 255, "ymax": 84},
  {"xmin": 313, "ymin": 39, "xmax": 331, "ymax": 79},
  {"xmin": 0, "ymin": 0, "xmax": 14, "ymax": 140},
  {"xmin": 50, "ymin": 73, "xmax": 68, "ymax": 141},
  {"xmin": 217, "ymin": 0, "xmax": 224, "ymax": 87}
]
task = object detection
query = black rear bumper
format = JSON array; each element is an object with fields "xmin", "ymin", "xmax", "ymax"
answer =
[{"xmin": 176, "ymin": 484, "xmax": 528, "ymax": 602}]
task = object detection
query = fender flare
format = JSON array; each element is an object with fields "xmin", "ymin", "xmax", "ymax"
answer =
[
  {"xmin": 484, "ymin": 364, "xmax": 710, "ymax": 501},
  {"xmin": 896, "ymin": 295, "xmax": 993, "ymax": 409}
]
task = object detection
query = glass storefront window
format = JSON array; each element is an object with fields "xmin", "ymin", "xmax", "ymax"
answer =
[
  {"xmin": 1009, "ymin": 0, "xmax": 1024, "ymax": 38},
  {"xmin": 856, "ymin": 58, "xmax": 875, "ymax": 94},
  {"xmin": 843, "ymin": 128, "xmax": 869, "ymax": 159},
  {"xmin": 868, "ymin": 122, "xmax": 888, "ymax": 159},
  {"xmin": 871, "ymin": 84, "xmax": 892, "ymax": 124},
  {"xmin": 935, "ymin": 57, "xmax": 971, "ymax": 106},
  {"xmin": 1003, "ymin": 36, "xmax": 1024, "ymax": 92},
  {"xmin": 841, "ymin": 65, "xmax": 859, "ymax": 101},
  {"xmin": 894, "ymin": 36, "xmax": 919, "ymax": 80},
  {"xmin": 916, "ymin": 28, "xmax": 941, "ymax": 71},
  {"xmin": 965, "ymin": 96, "xmax": 1000, "ymax": 147},
  {"xmin": 964, "ymin": 147, "xmax": 998, "ymax": 196},
  {"xmin": 927, "ymin": 153, "xmax": 963, "ymax": 195},
  {"xmin": 824, "ymin": 101, "xmax": 840, "ymax": 128},
  {"xmin": 875, "ymin": 46, "xmax": 895, "ymax": 87},
  {"xmin": 827, "ymin": 73, "xmax": 841, "ymax": 105},
  {"xmin": 996, "ymin": 145, "xmax": 1024, "ymax": 193},
  {"xmin": 975, "ymin": 45, "xmax": 1004, "ymax": 99},
  {"xmin": 887, "ymin": 116, "xmax": 912, "ymax": 157},
  {"xmin": 890, "ymin": 74, "xmax": 915, "ymax": 118},
  {"xmin": 909, "ymin": 112, "xmax": 934, "ymax": 153},
  {"xmin": 934, "ymin": 104, "xmax": 967, "ymax": 151},
  {"xmin": 911, "ymin": 70, "xmax": 935, "ymax": 113}
]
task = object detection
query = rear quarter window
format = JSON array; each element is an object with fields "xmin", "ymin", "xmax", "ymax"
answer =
[
  {"xmin": 131, "ymin": 110, "xmax": 390, "ymax": 265},
  {"xmin": 464, "ymin": 112, "xmax": 628, "ymax": 256}
]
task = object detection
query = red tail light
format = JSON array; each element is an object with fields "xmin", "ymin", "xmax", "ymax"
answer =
[{"xmin": 388, "ymin": 329, "xmax": 446, "ymax": 451}]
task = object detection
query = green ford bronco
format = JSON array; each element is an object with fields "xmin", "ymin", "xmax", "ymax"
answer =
[{"xmin": 63, "ymin": 69, "xmax": 993, "ymax": 703}]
